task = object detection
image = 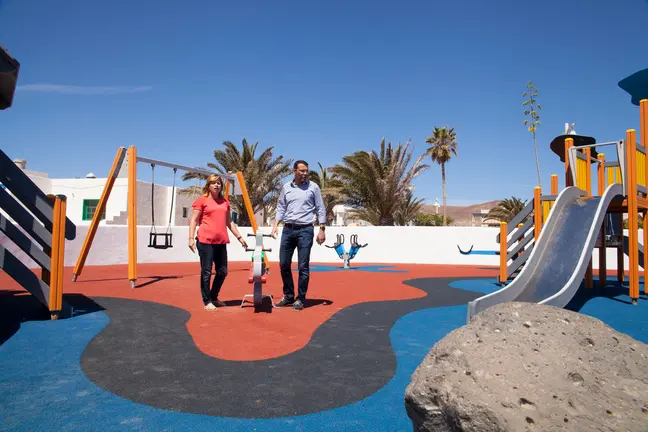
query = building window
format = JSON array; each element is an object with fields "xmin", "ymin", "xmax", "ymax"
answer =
[
  {"xmin": 82, "ymin": 199, "xmax": 105, "ymax": 221},
  {"xmin": 182, "ymin": 207, "xmax": 188, "ymax": 218}
]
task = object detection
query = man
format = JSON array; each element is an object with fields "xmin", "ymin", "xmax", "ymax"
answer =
[{"xmin": 271, "ymin": 160, "xmax": 327, "ymax": 310}]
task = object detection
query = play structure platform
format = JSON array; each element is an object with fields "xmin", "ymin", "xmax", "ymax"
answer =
[{"xmin": 468, "ymin": 99, "xmax": 648, "ymax": 321}]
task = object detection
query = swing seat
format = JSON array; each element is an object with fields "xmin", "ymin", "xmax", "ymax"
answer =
[{"xmin": 148, "ymin": 232, "xmax": 173, "ymax": 249}]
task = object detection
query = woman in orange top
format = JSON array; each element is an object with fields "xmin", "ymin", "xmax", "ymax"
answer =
[{"xmin": 189, "ymin": 174, "xmax": 248, "ymax": 310}]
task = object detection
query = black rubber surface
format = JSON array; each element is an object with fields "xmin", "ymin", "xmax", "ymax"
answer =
[{"xmin": 80, "ymin": 277, "xmax": 483, "ymax": 418}]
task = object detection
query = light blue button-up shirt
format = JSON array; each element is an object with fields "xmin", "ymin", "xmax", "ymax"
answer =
[{"xmin": 275, "ymin": 180, "xmax": 327, "ymax": 225}]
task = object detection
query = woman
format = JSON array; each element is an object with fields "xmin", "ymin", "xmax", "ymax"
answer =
[{"xmin": 189, "ymin": 174, "xmax": 248, "ymax": 310}]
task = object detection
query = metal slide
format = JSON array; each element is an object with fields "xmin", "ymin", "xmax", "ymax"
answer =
[{"xmin": 467, "ymin": 183, "xmax": 625, "ymax": 322}]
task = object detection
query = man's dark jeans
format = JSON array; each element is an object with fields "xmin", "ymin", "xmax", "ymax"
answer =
[
  {"xmin": 279, "ymin": 225, "xmax": 314, "ymax": 303},
  {"xmin": 196, "ymin": 241, "xmax": 228, "ymax": 305}
]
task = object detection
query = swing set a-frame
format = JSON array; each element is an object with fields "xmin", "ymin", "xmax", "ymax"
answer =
[{"xmin": 71, "ymin": 146, "xmax": 269, "ymax": 288}]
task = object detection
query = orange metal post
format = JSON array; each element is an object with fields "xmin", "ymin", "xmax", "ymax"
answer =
[
  {"xmin": 551, "ymin": 174, "xmax": 558, "ymax": 195},
  {"xmin": 626, "ymin": 129, "xmax": 639, "ymax": 303},
  {"xmin": 533, "ymin": 187, "xmax": 541, "ymax": 240},
  {"xmin": 55, "ymin": 195, "xmax": 67, "ymax": 315},
  {"xmin": 499, "ymin": 222, "xmax": 507, "ymax": 283},
  {"xmin": 642, "ymin": 100, "xmax": 648, "ymax": 293},
  {"xmin": 235, "ymin": 171, "xmax": 270, "ymax": 269},
  {"xmin": 565, "ymin": 138, "xmax": 574, "ymax": 187},
  {"xmin": 127, "ymin": 146, "xmax": 138, "ymax": 288},
  {"xmin": 49, "ymin": 196, "xmax": 64, "ymax": 319},
  {"xmin": 73, "ymin": 147, "xmax": 126, "ymax": 281}
]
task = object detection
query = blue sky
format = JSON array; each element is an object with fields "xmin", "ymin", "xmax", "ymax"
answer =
[{"xmin": 1, "ymin": 0, "xmax": 647, "ymax": 205}]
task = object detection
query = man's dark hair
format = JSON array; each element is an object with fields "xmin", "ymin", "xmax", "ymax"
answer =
[{"xmin": 293, "ymin": 160, "xmax": 308, "ymax": 169}]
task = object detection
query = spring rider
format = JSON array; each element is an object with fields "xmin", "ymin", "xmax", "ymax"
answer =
[
  {"xmin": 241, "ymin": 230, "xmax": 274, "ymax": 308},
  {"xmin": 325, "ymin": 233, "xmax": 368, "ymax": 269}
]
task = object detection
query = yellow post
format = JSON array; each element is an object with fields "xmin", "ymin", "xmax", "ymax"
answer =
[
  {"xmin": 626, "ymin": 129, "xmax": 639, "ymax": 303},
  {"xmin": 235, "ymin": 171, "xmax": 270, "ymax": 269},
  {"xmin": 584, "ymin": 147, "xmax": 592, "ymax": 197},
  {"xmin": 597, "ymin": 154, "xmax": 605, "ymax": 194},
  {"xmin": 534, "ymin": 187, "xmax": 542, "ymax": 241},
  {"xmin": 73, "ymin": 147, "xmax": 126, "ymax": 281},
  {"xmin": 499, "ymin": 222, "xmax": 507, "ymax": 284},
  {"xmin": 127, "ymin": 146, "xmax": 138, "ymax": 288}
]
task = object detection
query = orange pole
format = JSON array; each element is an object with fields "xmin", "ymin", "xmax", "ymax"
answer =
[
  {"xmin": 49, "ymin": 196, "xmax": 63, "ymax": 319},
  {"xmin": 534, "ymin": 187, "xmax": 541, "ymax": 241},
  {"xmin": 73, "ymin": 147, "xmax": 126, "ymax": 281},
  {"xmin": 55, "ymin": 195, "xmax": 67, "ymax": 315},
  {"xmin": 235, "ymin": 172, "xmax": 270, "ymax": 269},
  {"xmin": 551, "ymin": 174, "xmax": 558, "ymax": 195},
  {"xmin": 565, "ymin": 137, "xmax": 574, "ymax": 187},
  {"xmin": 642, "ymin": 100, "xmax": 648, "ymax": 293},
  {"xmin": 499, "ymin": 222, "xmax": 507, "ymax": 283},
  {"xmin": 626, "ymin": 129, "xmax": 639, "ymax": 303},
  {"xmin": 127, "ymin": 146, "xmax": 138, "ymax": 288}
]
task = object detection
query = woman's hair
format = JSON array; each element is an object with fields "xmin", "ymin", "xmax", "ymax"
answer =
[{"xmin": 202, "ymin": 174, "xmax": 225, "ymax": 199}]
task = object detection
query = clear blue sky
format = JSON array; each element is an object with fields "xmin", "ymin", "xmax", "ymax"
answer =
[{"xmin": 1, "ymin": 0, "xmax": 647, "ymax": 205}]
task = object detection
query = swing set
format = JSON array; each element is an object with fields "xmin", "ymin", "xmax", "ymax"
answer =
[{"xmin": 71, "ymin": 146, "xmax": 269, "ymax": 288}]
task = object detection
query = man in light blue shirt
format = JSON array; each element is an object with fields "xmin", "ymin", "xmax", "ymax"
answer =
[{"xmin": 271, "ymin": 160, "xmax": 327, "ymax": 310}]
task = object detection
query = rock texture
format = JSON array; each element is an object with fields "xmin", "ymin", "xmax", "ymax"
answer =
[{"xmin": 404, "ymin": 302, "xmax": 648, "ymax": 431}]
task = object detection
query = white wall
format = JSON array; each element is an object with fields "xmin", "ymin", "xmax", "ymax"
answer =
[
  {"xmin": 50, "ymin": 177, "xmax": 130, "ymax": 225},
  {"xmin": 57, "ymin": 226, "xmax": 644, "ymax": 271}
]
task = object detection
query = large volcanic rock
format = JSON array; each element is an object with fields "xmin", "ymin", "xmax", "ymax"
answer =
[{"xmin": 404, "ymin": 302, "xmax": 648, "ymax": 431}]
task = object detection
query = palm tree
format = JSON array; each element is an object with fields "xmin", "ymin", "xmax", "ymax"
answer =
[
  {"xmin": 483, "ymin": 197, "xmax": 527, "ymax": 223},
  {"xmin": 329, "ymin": 138, "xmax": 429, "ymax": 226},
  {"xmin": 394, "ymin": 187, "xmax": 425, "ymax": 226},
  {"xmin": 425, "ymin": 126, "xmax": 458, "ymax": 226},
  {"xmin": 180, "ymin": 138, "xmax": 292, "ymax": 226},
  {"xmin": 308, "ymin": 162, "xmax": 344, "ymax": 225}
]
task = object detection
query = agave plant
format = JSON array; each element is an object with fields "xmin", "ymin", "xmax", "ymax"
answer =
[
  {"xmin": 329, "ymin": 138, "xmax": 429, "ymax": 226},
  {"xmin": 180, "ymin": 138, "xmax": 292, "ymax": 226}
]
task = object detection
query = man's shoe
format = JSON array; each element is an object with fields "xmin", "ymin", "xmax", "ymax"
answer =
[
  {"xmin": 275, "ymin": 297, "xmax": 294, "ymax": 307},
  {"xmin": 204, "ymin": 303, "xmax": 217, "ymax": 311},
  {"xmin": 292, "ymin": 300, "xmax": 304, "ymax": 310},
  {"xmin": 212, "ymin": 299, "xmax": 226, "ymax": 307}
]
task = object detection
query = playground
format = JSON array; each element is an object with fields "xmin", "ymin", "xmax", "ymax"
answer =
[
  {"xmin": 2, "ymin": 33, "xmax": 648, "ymax": 430},
  {"xmin": 1, "ymin": 261, "xmax": 646, "ymax": 431}
]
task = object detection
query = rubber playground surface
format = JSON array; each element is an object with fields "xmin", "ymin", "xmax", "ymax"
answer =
[{"xmin": 1, "ymin": 262, "xmax": 647, "ymax": 431}]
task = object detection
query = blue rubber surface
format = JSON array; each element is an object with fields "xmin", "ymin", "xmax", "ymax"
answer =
[
  {"xmin": 450, "ymin": 277, "xmax": 648, "ymax": 344},
  {"xmin": 0, "ymin": 303, "xmax": 465, "ymax": 431},
  {"xmin": 295, "ymin": 264, "xmax": 407, "ymax": 272}
]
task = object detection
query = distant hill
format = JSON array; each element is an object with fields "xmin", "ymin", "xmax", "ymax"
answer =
[{"xmin": 420, "ymin": 200, "xmax": 501, "ymax": 226}]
